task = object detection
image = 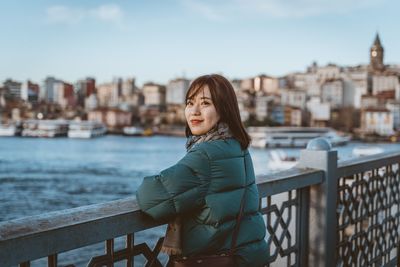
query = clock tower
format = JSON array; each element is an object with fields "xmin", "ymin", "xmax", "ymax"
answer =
[{"xmin": 370, "ymin": 33, "xmax": 384, "ymax": 71}]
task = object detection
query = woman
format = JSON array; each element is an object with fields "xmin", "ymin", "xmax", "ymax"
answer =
[{"xmin": 136, "ymin": 74, "xmax": 268, "ymax": 266}]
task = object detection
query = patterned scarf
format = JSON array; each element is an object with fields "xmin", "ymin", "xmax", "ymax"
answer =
[
  {"xmin": 185, "ymin": 122, "xmax": 233, "ymax": 152},
  {"xmin": 161, "ymin": 122, "xmax": 233, "ymax": 256}
]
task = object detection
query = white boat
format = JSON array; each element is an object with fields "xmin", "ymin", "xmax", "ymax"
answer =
[
  {"xmin": 0, "ymin": 123, "xmax": 20, "ymax": 136},
  {"xmin": 352, "ymin": 146, "xmax": 384, "ymax": 157},
  {"xmin": 68, "ymin": 121, "xmax": 107, "ymax": 138},
  {"xmin": 251, "ymin": 138, "xmax": 267, "ymax": 148},
  {"xmin": 123, "ymin": 126, "xmax": 144, "ymax": 136},
  {"xmin": 249, "ymin": 127, "xmax": 351, "ymax": 148},
  {"xmin": 267, "ymin": 150, "xmax": 298, "ymax": 171},
  {"xmin": 22, "ymin": 120, "xmax": 69, "ymax": 138}
]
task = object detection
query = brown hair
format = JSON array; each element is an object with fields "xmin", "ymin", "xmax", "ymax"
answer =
[{"xmin": 185, "ymin": 74, "xmax": 251, "ymax": 150}]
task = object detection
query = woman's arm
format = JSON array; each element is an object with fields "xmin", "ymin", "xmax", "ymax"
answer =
[{"xmin": 136, "ymin": 149, "xmax": 210, "ymax": 221}]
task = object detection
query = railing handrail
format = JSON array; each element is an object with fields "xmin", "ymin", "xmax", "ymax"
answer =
[
  {"xmin": 337, "ymin": 150, "xmax": 400, "ymax": 177},
  {"xmin": 257, "ymin": 167, "xmax": 324, "ymax": 197},
  {"xmin": 0, "ymin": 167, "xmax": 324, "ymax": 267},
  {"xmin": 0, "ymin": 198, "xmax": 161, "ymax": 266}
]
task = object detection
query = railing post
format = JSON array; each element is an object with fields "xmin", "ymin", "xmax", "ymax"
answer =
[{"xmin": 298, "ymin": 137, "xmax": 338, "ymax": 267}]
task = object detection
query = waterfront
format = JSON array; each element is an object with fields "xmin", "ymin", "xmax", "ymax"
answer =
[{"xmin": 1, "ymin": 136, "xmax": 400, "ymax": 266}]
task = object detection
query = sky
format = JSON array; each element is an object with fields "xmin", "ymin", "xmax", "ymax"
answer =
[{"xmin": 1, "ymin": 0, "xmax": 399, "ymax": 86}]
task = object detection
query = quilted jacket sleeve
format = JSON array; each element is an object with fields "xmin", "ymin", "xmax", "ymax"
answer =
[{"xmin": 136, "ymin": 148, "xmax": 210, "ymax": 221}]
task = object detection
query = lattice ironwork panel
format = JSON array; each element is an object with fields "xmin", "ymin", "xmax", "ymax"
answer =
[
  {"xmin": 337, "ymin": 164, "xmax": 400, "ymax": 266},
  {"xmin": 19, "ymin": 234, "xmax": 165, "ymax": 267},
  {"xmin": 87, "ymin": 234, "xmax": 164, "ymax": 267},
  {"xmin": 261, "ymin": 189, "xmax": 304, "ymax": 267}
]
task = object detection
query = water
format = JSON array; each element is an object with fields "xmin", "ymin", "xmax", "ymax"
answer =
[
  {"xmin": 1, "ymin": 136, "xmax": 399, "ymax": 265},
  {"xmin": 0, "ymin": 136, "xmax": 187, "ymax": 221}
]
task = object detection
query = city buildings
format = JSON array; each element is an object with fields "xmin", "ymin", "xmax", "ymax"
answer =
[
  {"xmin": 76, "ymin": 78, "xmax": 96, "ymax": 108},
  {"xmin": 88, "ymin": 108, "xmax": 132, "ymax": 131},
  {"xmin": 142, "ymin": 82, "xmax": 166, "ymax": 107},
  {"xmin": 166, "ymin": 78, "xmax": 190, "ymax": 105},
  {"xmin": 21, "ymin": 81, "xmax": 40, "ymax": 103},
  {"xmin": 3, "ymin": 79, "xmax": 22, "ymax": 99},
  {"xmin": 1, "ymin": 33, "xmax": 400, "ymax": 138},
  {"xmin": 97, "ymin": 80, "xmax": 120, "ymax": 108}
]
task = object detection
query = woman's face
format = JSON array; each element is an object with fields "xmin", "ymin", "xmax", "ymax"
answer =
[{"xmin": 185, "ymin": 85, "xmax": 220, "ymax": 136}]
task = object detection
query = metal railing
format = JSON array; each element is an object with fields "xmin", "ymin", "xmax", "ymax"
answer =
[
  {"xmin": 0, "ymin": 138, "xmax": 399, "ymax": 266},
  {"xmin": 337, "ymin": 152, "xmax": 400, "ymax": 266},
  {"xmin": 258, "ymin": 167, "xmax": 323, "ymax": 266}
]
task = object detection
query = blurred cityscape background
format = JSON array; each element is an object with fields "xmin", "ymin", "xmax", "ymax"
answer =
[{"xmin": 1, "ymin": 32, "xmax": 400, "ymax": 140}]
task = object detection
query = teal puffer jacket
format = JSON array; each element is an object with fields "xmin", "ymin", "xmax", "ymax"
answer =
[{"xmin": 136, "ymin": 139, "xmax": 268, "ymax": 266}]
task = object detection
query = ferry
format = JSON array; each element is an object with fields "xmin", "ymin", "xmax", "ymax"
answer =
[
  {"xmin": 22, "ymin": 120, "xmax": 69, "ymax": 138},
  {"xmin": 123, "ymin": 126, "xmax": 144, "ymax": 136},
  {"xmin": 249, "ymin": 127, "xmax": 351, "ymax": 148},
  {"xmin": 68, "ymin": 121, "xmax": 107, "ymax": 138},
  {"xmin": 0, "ymin": 123, "xmax": 21, "ymax": 136},
  {"xmin": 123, "ymin": 126, "xmax": 153, "ymax": 136}
]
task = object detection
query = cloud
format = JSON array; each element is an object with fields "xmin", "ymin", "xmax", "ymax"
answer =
[
  {"xmin": 236, "ymin": 0, "xmax": 383, "ymax": 18},
  {"xmin": 90, "ymin": 4, "xmax": 124, "ymax": 24},
  {"xmin": 180, "ymin": 0, "xmax": 383, "ymax": 20},
  {"xmin": 45, "ymin": 4, "xmax": 124, "ymax": 26},
  {"xmin": 180, "ymin": 0, "xmax": 226, "ymax": 22},
  {"xmin": 46, "ymin": 6, "xmax": 85, "ymax": 25}
]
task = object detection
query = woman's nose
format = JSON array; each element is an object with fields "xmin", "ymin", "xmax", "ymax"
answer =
[{"xmin": 190, "ymin": 104, "xmax": 201, "ymax": 115}]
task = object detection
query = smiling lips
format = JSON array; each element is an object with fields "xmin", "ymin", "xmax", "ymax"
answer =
[{"xmin": 190, "ymin": 119, "xmax": 203, "ymax": 126}]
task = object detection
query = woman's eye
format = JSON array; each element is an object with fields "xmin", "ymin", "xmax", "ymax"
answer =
[
  {"xmin": 201, "ymin": 101, "xmax": 210, "ymax": 106},
  {"xmin": 186, "ymin": 101, "xmax": 193, "ymax": 106}
]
